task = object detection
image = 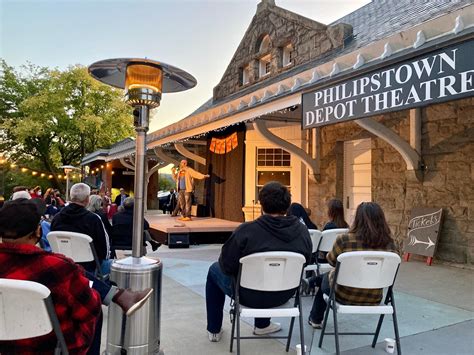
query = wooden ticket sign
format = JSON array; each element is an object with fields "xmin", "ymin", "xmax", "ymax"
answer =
[{"xmin": 403, "ymin": 208, "xmax": 443, "ymax": 266}]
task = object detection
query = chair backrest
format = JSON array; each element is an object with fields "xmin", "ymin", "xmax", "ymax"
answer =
[
  {"xmin": 239, "ymin": 252, "xmax": 306, "ymax": 292},
  {"xmin": 336, "ymin": 251, "xmax": 401, "ymax": 289},
  {"xmin": 319, "ymin": 228, "xmax": 349, "ymax": 252},
  {"xmin": 308, "ymin": 229, "xmax": 323, "ymax": 253},
  {"xmin": 0, "ymin": 279, "xmax": 68, "ymax": 353},
  {"xmin": 47, "ymin": 231, "xmax": 94, "ymax": 263}
]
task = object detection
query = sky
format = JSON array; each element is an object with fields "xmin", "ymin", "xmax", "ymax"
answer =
[{"xmin": 0, "ymin": 0, "xmax": 371, "ymax": 131}]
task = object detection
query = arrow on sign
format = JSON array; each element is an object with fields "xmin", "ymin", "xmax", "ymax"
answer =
[{"xmin": 408, "ymin": 235, "xmax": 435, "ymax": 249}]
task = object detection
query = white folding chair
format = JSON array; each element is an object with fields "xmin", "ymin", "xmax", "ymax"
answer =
[
  {"xmin": 318, "ymin": 251, "xmax": 402, "ymax": 355},
  {"xmin": 47, "ymin": 231, "xmax": 105, "ymax": 280},
  {"xmin": 303, "ymin": 229, "xmax": 323, "ymax": 274},
  {"xmin": 230, "ymin": 252, "xmax": 306, "ymax": 355},
  {"xmin": 316, "ymin": 228, "xmax": 349, "ymax": 274},
  {"xmin": 0, "ymin": 278, "xmax": 69, "ymax": 354}
]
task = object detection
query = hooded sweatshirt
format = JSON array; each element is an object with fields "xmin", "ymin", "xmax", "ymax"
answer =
[
  {"xmin": 51, "ymin": 203, "xmax": 110, "ymax": 272},
  {"xmin": 218, "ymin": 214, "xmax": 312, "ymax": 307}
]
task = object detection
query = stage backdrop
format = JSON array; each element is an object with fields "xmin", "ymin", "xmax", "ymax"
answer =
[{"xmin": 205, "ymin": 124, "xmax": 245, "ymax": 222}]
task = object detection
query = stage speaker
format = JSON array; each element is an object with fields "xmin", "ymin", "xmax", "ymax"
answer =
[
  {"xmin": 191, "ymin": 204, "xmax": 208, "ymax": 217},
  {"xmin": 168, "ymin": 233, "xmax": 190, "ymax": 248}
]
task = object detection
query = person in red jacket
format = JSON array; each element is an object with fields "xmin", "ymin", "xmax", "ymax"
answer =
[{"xmin": 0, "ymin": 198, "xmax": 102, "ymax": 354}]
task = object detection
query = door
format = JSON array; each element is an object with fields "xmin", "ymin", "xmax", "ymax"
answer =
[{"xmin": 344, "ymin": 139, "xmax": 372, "ymax": 225}]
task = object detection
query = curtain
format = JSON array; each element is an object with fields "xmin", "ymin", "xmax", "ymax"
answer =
[{"xmin": 204, "ymin": 124, "xmax": 246, "ymax": 222}]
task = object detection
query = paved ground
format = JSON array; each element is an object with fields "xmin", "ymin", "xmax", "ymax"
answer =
[{"xmin": 102, "ymin": 244, "xmax": 474, "ymax": 354}]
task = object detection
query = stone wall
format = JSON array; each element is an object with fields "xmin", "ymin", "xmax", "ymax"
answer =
[
  {"xmin": 308, "ymin": 97, "xmax": 474, "ymax": 264},
  {"xmin": 213, "ymin": 1, "xmax": 352, "ymax": 101}
]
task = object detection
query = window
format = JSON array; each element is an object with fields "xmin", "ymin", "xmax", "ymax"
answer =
[
  {"xmin": 258, "ymin": 34, "xmax": 271, "ymax": 53},
  {"xmin": 241, "ymin": 65, "xmax": 250, "ymax": 85},
  {"xmin": 256, "ymin": 148, "xmax": 291, "ymax": 200},
  {"xmin": 259, "ymin": 54, "xmax": 271, "ymax": 77},
  {"xmin": 257, "ymin": 148, "xmax": 291, "ymax": 167},
  {"xmin": 282, "ymin": 44, "xmax": 295, "ymax": 66}
]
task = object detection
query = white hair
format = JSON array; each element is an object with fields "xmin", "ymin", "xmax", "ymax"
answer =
[
  {"xmin": 12, "ymin": 191, "xmax": 31, "ymax": 200},
  {"xmin": 70, "ymin": 183, "xmax": 90, "ymax": 204},
  {"xmin": 86, "ymin": 194, "xmax": 103, "ymax": 213}
]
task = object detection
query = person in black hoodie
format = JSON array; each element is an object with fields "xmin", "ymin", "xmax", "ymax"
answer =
[
  {"xmin": 205, "ymin": 181, "xmax": 312, "ymax": 342},
  {"xmin": 51, "ymin": 183, "xmax": 112, "ymax": 275}
]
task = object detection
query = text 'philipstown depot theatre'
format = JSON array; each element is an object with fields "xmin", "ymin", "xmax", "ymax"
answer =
[{"xmin": 302, "ymin": 39, "xmax": 474, "ymax": 128}]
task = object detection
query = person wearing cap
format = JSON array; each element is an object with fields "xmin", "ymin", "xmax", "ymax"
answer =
[
  {"xmin": 0, "ymin": 198, "xmax": 154, "ymax": 354},
  {"xmin": 114, "ymin": 188, "xmax": 129, "ymax": 207},
  {"xmin": 171, "ymin": 159, "xmax": 209, "ymax": 221}
]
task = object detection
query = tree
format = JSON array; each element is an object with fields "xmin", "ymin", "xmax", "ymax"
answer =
[{"xmin": 0, "ymin": 61, "xmax": 134, "ymax": 188}]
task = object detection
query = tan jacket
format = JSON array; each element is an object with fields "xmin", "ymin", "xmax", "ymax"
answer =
[{"xmin": 172, "ymin": 166, "xmax": 207, "ymax": 192}]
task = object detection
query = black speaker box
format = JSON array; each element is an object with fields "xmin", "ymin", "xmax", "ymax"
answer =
[{"xmin": 168, "ymin": 233, "xmax": 190, "ymax": 248}]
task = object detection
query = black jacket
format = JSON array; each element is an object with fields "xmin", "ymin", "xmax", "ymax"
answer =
[
  {"xmin": 219, "ymin": 214, "xmax": 312, "ymax": 307},
  {"xmin": 111, "ymin": 209, "xmax": 149, "ymax": 247},
  {"xmin": 114, "ymin": 194, "xmax": 129, "ymax": 206},
  {"xmin": 50, "ymin": 203, "xmax": 110, "ymax": 271}
]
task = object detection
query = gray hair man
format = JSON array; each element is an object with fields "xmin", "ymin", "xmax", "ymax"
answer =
[{"xmin": 51, "ymin": 183, "xmax": 112, "ymax": 274}]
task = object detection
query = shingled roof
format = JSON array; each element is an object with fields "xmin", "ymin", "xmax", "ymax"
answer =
[{"xmin": 187, "ymin": 0, "xmax": 471, "ymax": 118}]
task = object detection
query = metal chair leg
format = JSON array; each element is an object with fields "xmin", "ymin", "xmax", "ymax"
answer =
[
  {"xmin": 318, "ymin": 299, "xmax": 331, "ymax": 347},
  {"xmin": 286, "ymin": 317, "xmax": 295, "ymax": 351},
  {"xmin": 236, "ymin": 303, "xmax": 241, "ymax": 355},
  {"xmin": 391, "ymin": 294, "xmax": 402, "ymax": 355},
  {"xmin": 298, "ymin": 312, "xmax": 306, "ymax": 354},
  {"xmin": 372, "ymin": 314, "xmax": 385, "ymax": 347},
  {"xmin": 230, "ymin": 308, "xmax": 236, "ymax": 352},
  {"xmin": 333, "ymin": 307, "xmax": 340, "ymax": 355}
]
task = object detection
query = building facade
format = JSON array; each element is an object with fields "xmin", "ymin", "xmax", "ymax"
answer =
[{"xmin": 83, "ymin": 0, "xmax": 474, "ymax": 264}]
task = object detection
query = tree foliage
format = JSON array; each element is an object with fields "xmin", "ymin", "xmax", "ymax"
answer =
[{"xmin": 0, "ymin": 60, "xmax": 134, "ymax": 187}]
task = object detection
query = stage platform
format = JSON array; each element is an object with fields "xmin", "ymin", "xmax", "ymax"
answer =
[{"xmin": 147, "ymin": 214, "xmax": 241, "ymax": 246}]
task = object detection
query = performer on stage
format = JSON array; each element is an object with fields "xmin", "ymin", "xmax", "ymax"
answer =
[{"xmin": 171, "ymin": 159, "xmax": 209, "ymax": 221}]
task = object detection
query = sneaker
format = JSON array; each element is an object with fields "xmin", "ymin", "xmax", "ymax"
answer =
[
  {"xmin": 253, "ymin": 322, "xmax": 281, "ymax": 335},
  {"xmin": 181, "ymin": 217, "xmax": 192, "ymax": 221},
  {"xmin": 113, "ymin": 288, "xmax": 154, "ymax": 316},
  {"xmin": 208, "ymin": 329, "xmax": 223, "ymax": 342},
  {"xmin": 308, "ymin": 318, "xmax": 322, "ymax": 329}
]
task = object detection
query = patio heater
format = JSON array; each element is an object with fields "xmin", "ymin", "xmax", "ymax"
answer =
[
  {"xmin": 89, "ymin": 58, "xmax": 196, "ymax": 354},
  {"xmin": 60, "ymin": 165, "xmax": 78, "ymax": 202}
]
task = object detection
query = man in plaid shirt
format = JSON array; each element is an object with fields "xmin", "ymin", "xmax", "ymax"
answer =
[
  {"xmin": 307, "ymin": 202, "xmax": 398, "ymax": 328},
  {"xmin": 0, "ymin": 198, "xmax": 102, "ymax": 354}
]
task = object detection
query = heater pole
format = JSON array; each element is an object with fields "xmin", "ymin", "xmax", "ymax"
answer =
[{"xmin": 132, "ymin": 105, "xmax": 149, "ymax": 258}]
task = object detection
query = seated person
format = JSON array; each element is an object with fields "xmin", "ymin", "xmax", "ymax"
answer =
[
  {"xmin": 0, "ymin": 199, "xmax": 154, "ymax": 354},
  {"xmin": 112, "ymin": 197, "xmax": 161, "ymax": 251},
  {"xmin": 205, "ymin": 182, "xmax": 312, "ymax": 342},
  {"xmin": 287, "ymin": 202, "xmax": 318, "ymax": 230},
  {"xmin": 51, "ymin": 183, "xmax": 112, "ymax": 275},
  {"xmin": 307, "ymin": 202, "xmax": 398, "ymax": 328}
]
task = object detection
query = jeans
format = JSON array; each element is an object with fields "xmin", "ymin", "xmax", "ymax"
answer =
[
  {"xmin": 86, "ymin": 311, "xmax": 103, "ymax": 355},
  {"xmin": 173, "ymin": 190, "xmax": 185, "ymax": 216},
  {"xmin": 184, "ymin": 192, "xmax": 192, "ymax": 218},
  {"xmin": 309, "ymin": 273, "xmax": 331, "ymax": 322},
  {"xmin": 101, "ymin": 259, "xmax": 113, "ymax": 276},
  {"xmin": 205, "ymin": 262, "xmax": 270, "ymax": 333},
  {"xmin": 85, "ymin": 271, "xmax": 117, "ymax": 305}
]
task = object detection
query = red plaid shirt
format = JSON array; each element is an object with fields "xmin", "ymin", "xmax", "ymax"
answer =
[{"xmin": 0, "ymin": 242, "xmax": 102, "ymax": 354}]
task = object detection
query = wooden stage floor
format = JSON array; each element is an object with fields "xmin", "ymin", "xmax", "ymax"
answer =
[{"xmin": 147, "ymin": 214, "xmax": 241, "ymax": 244}]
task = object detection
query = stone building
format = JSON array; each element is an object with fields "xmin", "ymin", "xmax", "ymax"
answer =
[{"xmin": 83, "ymin": 0, "xmax": 474, "ymax": 264}]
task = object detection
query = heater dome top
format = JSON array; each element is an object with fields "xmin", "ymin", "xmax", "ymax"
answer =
[{"xmin": 88, "ymin": 58, "xmax": 197, "ymax": 93}]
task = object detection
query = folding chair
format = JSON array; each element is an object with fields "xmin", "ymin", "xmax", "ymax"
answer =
[
  {"xmin": 318, "ymin": 251, "xmax": 402, "ymax": 355},
  {"xmin": 230, "ymin": 252, "xmax": 306, "ymax": 355},
  {"xmin": 316, "ymin": 229, "xmax": 349, "ymax": 275},
  {"xmin": 0, "ymin": 278, "xmax": 69, "ymax": 354},
  {"xmin": 47, "ymin": 231, "xmax": 106, "ymax": 280},
  {"xmin": 303, "ymin": 229, "xmax": 323, "ymax": 274}
]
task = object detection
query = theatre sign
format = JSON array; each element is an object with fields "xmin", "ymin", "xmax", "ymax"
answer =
[{"xmin": 302, "ymin": 39, "xmax": 474, "ymax": 128}]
